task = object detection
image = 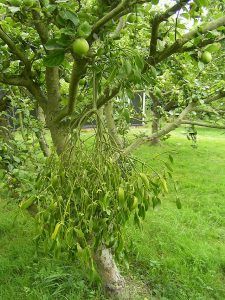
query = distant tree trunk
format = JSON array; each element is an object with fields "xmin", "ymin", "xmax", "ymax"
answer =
[
  {"xmin": 104, "ymin": 100, "xmax": 123, "ymax": 148},
  {"xmin": 149, "ymin": 91, "xmax": 161, "ymax": 145},
  {"xmin": 151, "ymin": 103, "xmax": 160, "ymax": 145},
  {"xmin": 35, "ymin": 106, "xmax": 50, "ymax": 157}
]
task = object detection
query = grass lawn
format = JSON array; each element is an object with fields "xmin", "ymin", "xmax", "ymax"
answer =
[
  {"xmin": 128, "ymin": 127, "xmax": 225, "ymax": 299},
  {"xmin": 0, "ymin": 127, "xmax": 225, "ymax": 299}
]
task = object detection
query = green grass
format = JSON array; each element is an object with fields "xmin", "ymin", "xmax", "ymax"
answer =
[
  {"xmin": 0, "ymin": 127, "xmax": 225, "ymax": 299},
  {"xmin": 0, "ymin": 198, "xmax": 105, "ymax": 300},
  {"xmin": 127, "ymin": 127, "xmax": 225, "ymax": 299}
]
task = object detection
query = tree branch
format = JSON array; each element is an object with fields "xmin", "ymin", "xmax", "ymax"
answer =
[
  {"xmin": 68, "ymin": 59, "xmax": 87, "ymax": 113},
  {"xmin": 32, "ymin": 10, "xmax": 49, "ymax": 44},
  {"xmin": 158, "ymin": 0, "xmax": 190, "ymax": 23},
  {"xmin": 90, "ymin": 0, "xmax": 129, "ymax": 39},
  {"xmin": 164, "ymin": 100, "xmax": 179, "ymax": 111},
  {"xmin": 45, "ymin": 67, "xmax": 60, "ymax": 109},
  {"xmin": 97, "ymin": 85, "xmax": 122, "ymax": 108},
  {"xmin": 111, "ymin": 17, "xmax": 126, "ymax": 39},
  {"xmin": 153, "ymin": 15, "xmax": 225, "ymax": 64},
  {"xmin": 125, "ymin": 89, "xmax": 225, "ymax": 153},
  {"xmin": 204, "ymin": 89, "xmax": 225, "ymax": 104},
  {"xmin": 181, "ymin": 120, "xmax": 225, "ymax": 129},
  {"xmin": 149, "ymin": 16, "xmax": 160, "ymax": 57},
  {"xmin": 125, "ymin": 101, "xmax": 197, "ymax": 153},
  {"xmin": 194, "ymin": 107, "xmax": 219, "ymax": 115},
  {"xmin": 0, "ymin": 27, "xmax": 31, "ymax": 71},
  {"xmin": 31, "ymin": 10, "xmax": 60, "ymax": 111},
  {"xmin": 0, "ymin": 73, "xmax": 47, "ymax": 110},
  {"xmin": 178, "ymin": 37, "xmax": 225, "ymax": 53},
  {"xmin": 0, "ymin": 16, "xmax": 50, "ymax": 111},
  {"xmin": 54, "ymin": 58, "xmax": 88, "ymax": 122},
  {"xmin": 149, "ymin": 0, "xmax": 190, "ymax": 56},
  {"xmin": 149, "ymin": 91, "xmax": 160, "ymax": 105},
  {"xmin": 26, "ymin": 81, "xmax": 48, "ymax": 110},
  {"xmin": 0, "ymin": 74, "xmax": 29, "ymax": 86},
  {"xmin": 71, "ymin": 85, "xmax": 121, "ymax": 128},
  {"xmin": 35, "ymin": 105, "xmax": 51, "ymax": 157},
  {"xmin": 104, "ymin": 100, "xmax": 124, "ymax": 147}
]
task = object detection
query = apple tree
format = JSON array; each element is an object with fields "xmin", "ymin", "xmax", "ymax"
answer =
[{"xmin": 1, "ymin": 0, "xmax": 225, "ymax": 298}]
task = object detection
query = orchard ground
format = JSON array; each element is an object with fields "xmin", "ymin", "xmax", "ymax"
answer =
[{"xmin": 0, "ymin": 127, "xmax": 225, "ymax": 300}]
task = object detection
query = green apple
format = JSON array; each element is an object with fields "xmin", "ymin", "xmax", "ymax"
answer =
[
  {"xmin": 72, "ymin": 38, "xmax": 89, "ymax": 57},
  {"xmin": 127, "ymin": 14, "xmax": 136, "ymax": 23},
  {"xmin": 200, "ymin": 51, "xmax": 212, "ymax": 64}
]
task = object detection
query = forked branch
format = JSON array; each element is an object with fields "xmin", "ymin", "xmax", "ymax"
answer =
[{"xmin": 0, "ymin": 27, "xmax": 31, "ymax": 71}]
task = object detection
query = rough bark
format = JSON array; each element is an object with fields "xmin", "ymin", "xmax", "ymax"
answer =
[
  {"xmin": 94, "ymin": 247, "xmax": 127, "ymax": 299},
  {"xmin": 47, "ymin": 121, "xmax": 69, "ymax": 155}
]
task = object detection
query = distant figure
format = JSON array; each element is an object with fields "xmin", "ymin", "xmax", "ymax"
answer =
[{"xmin": 186, "ymin": 125, "xmax": 197, "ymax": 148}]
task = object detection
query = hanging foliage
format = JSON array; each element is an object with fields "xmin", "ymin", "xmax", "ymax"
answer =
[{"xmin": 28, "ymin": 112, "xmax": 172, "ymax": 275}]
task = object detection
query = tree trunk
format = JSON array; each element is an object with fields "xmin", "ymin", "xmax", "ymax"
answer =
[
  {"xmin": 35, "ymin": 130, "xmax": 51, "ymax": 157},
  {"xmin": 104, "ymin": 100, "xmax": 123, "ymax": 148},
  {"xmin": 151, "ymin": 109, "xmax": 160, "ymax": 145},
  {"xmin": 149, "ymin": 91, "xmax": 161, "ymax": 145},
  {"xmin": 45, "ymin": 112, "xmax": 69, "ymax": 155},
  {"xmin": 35, "ymin": 106, "xmax": 50, "ymax": 157},
  {"xmin": 94, "ymin": 247, "xmax": 127, "ymax": 299}
]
